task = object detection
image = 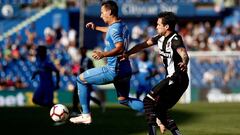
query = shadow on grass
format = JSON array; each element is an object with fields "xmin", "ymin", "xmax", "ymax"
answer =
[
  {"xmin": 0, "ymin": 105, "xmax": 200, "ymax": 135},
  {"xmin": 170, "ymin": 109, "xmax": 201, "ymax": 125}
]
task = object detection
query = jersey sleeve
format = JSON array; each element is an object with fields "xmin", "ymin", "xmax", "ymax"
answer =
[
  {"xmin": 171, "ymin": 35, "xmax": 185, "ymax": 50},
  {"xmin": 109, "ymin": 26, "xmax": 124, "ymax": 44},
  {"xmin": 151, "ymin": 34, "xmax": 161, "ymax": 44}
]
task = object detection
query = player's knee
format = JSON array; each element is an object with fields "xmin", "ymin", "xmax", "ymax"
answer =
[
  {"xmin": 118, "ymin": 98, "xmax": 129, "ymax": 106},
  {"xmin": 76, "ymin": 74, "xmax": 86, "ymax": 84}
]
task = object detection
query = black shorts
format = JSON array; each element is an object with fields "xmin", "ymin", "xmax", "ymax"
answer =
[{"xmin": 152, "ymin": 72, "xmax": 189, "ymax": 109}]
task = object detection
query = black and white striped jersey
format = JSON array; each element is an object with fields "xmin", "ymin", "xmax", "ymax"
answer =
[{"xmin": 156, "ymin": 32, "xmax": 185, "ymax": 77}]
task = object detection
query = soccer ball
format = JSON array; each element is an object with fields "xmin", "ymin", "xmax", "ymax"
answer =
[
  {"xmin": 50, "ymin": 104, "xmax": 69, "ymax": 122},
  {"xmin": 1, "ymin": 4, "xmax": 14, "ymax": 18}
]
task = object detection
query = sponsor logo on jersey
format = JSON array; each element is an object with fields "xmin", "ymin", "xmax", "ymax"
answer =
[{"xmin": 159, "ymin": 51, "xmax": 171, "ymax": 58}]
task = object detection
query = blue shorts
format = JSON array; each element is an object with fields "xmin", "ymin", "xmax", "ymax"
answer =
[
  {"xmin": 83, "ymin": 66, "xmax": 116, "ymax": 85},
  {"xmin": 82, "ymin": 60, "xmax": 132, "ymax": 98}
]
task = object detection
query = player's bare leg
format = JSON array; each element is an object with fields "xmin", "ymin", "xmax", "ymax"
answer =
[
  {"xmin": 156, "ymin": 118, "xmax": 166, "ymax": 134},
  {"xmin": 157, "ymin": 112, "xmax": 182, "ymax": 135},
  {"xmin": 147, "ymin": 78, "xmax": 184, "ymax": 135},
  {"xmin": 70, "ymin": 75, "xmax": 92, "ymax": 124}
]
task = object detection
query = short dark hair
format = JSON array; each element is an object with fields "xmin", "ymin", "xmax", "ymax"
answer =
[
  {"xmin": 158, "ymin": 12, "xmax": 177, "ymax": 31},
  {"xmin": 36, "ymin": 45, "xmax": 47, "ymax": 59},
  {"xmin": 101, "ymin": 0, "xmax": 118, "ymax": 17}
]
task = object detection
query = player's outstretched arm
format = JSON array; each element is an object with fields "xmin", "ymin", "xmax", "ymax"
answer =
[
  {"xmin": 122, "ymin": 36, "xmax": 158, "ymax": 60},
  {"xmin": 86, "ymin": 22, "xmax": 108, "ymax": 33}
]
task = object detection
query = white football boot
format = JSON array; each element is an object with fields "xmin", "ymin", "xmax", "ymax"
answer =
[{"xmin": 70, "ymin": 113, "xmax": 92, "ymax": 124}]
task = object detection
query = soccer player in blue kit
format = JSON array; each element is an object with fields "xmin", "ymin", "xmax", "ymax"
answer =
[
  {"xmin": 135, "ymin": 50, "xmax": 156, "ymax": 100},
  {"xmin": 31, "ymin": 45, "xmax": 60, "ymax": 107},
  {"xmin": 70, "ymin": 0, "xmax": 144, "ymax": 124}
]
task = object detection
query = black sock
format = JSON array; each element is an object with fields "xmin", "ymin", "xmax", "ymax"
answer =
[
  {"xmin": 167, "ymin": 119, "xmax": 182, "ymax": 135},
  {"xmin": 148, "ymin": 125, "xmax": 157, "ymax": 135},
  {"xmin": 171, "ymin": 129, "xmax": 182, "ymax": 135}
]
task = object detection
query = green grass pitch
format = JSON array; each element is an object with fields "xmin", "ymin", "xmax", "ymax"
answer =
[{"xmin": 1, "ymin": 102, "xmax": 240, "ymax": 135}]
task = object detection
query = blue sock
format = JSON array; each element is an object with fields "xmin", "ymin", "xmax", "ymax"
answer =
[
  {"xmin": 127, "ymin": 98, "xmax": 144, "ymax": 112},
  {"xmin": 77, "ymin": 77, "xmax": 90, "ymax": 114}
]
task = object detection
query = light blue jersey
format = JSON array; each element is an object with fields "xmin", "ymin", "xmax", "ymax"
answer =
[{"xmin": 105, "ymin": 21, "xmax": 129, "ymax": 69}]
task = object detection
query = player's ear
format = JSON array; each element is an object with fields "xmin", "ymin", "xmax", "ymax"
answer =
[
  {"xmin": 165, "ymin": 24, "xmax": 169, "ymax": 30},
  {"xmin": 107, "ymin": 10, "xmax": 111, "ymax": 16}
]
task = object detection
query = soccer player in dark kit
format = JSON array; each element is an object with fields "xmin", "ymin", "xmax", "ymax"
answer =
[{"xmin": 122, "ymin": 11, "xmax": 189, "ymax": 135}]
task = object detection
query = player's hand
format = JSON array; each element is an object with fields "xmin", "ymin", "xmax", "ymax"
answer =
[
  {"xmin": 92, "ymin": 50, "xmax": 104, "ymax": 60},
  {"xmin": 178, "ymin": 62, "xmax": 187, "ymax": 72},
  {"xmin": 119, "ymin": 53, "xmax": 129, "ymax": 61},
  {"xmin": 86, "ymin": 22, "xmax": 96, "ymax": 30}
]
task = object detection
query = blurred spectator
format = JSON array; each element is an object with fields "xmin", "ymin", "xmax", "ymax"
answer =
[
  {"xmin": 68, "ymin": 28, "xmax": 77, "ymax": 43},
  {"xmin": 214, "ymin": 0, "xmax": 236, "ymax": 11},
  {"xmin": 223, "ymin": 60, "xmax": 236, "ymax": 86},
  {"xmin": 67, "ymin": 41, "xmax": 80, "ymax": 62},
  {"xmin": 25, "ymin": 23, "xmax": 37, "ymax": 45},
  {"xmin": 54, "ymin": 25, "xmax": 64, "ymax": 41},
  {"xmin": 15, "ymin": 76, "xmax": 27, "ymax": 89},
  {"xmin": 44, "ymin": 27, "xmax": 55, "ymax": 46},
  {"xmin": 0, "ymin": 79, "xmax": 6, "ymax": 91},
  {"xmin": 11, "ymin": 44, "xmax": 20, "ymax": 60},
  {"xmin": 5, "ymin": 76, "xmax": 15, "ymax": 90},
  {"xmin": 31, "ymin": 45, "xmax": 60, "ymax": 107},
  {"xmin": 60, "ymin": 31, "xmax": 70, "ymax": 47},
  {"xmin": 131, "ymin": 24, "xmax": 144, "ymax": 42},
  {"xmin": 134, "ymin": 50, "xmax": 156, "ymax": 99},
  {"xmin": 224, "ymin": 9, "xmax": 240, "ymax": 27}
]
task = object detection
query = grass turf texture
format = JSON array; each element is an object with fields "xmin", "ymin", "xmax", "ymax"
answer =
[{"xmin": 0, "ymin": 102, "xmax": 240, "ymax": 135}]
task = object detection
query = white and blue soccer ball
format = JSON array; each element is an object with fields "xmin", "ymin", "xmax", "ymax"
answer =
[
  {"xmin": 1, "ymin": 4, "xmax": 14, "ymax": 18},
  {"xmin": 50, "ymin": 104, "xmax": 69, "ymax": 122}
]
